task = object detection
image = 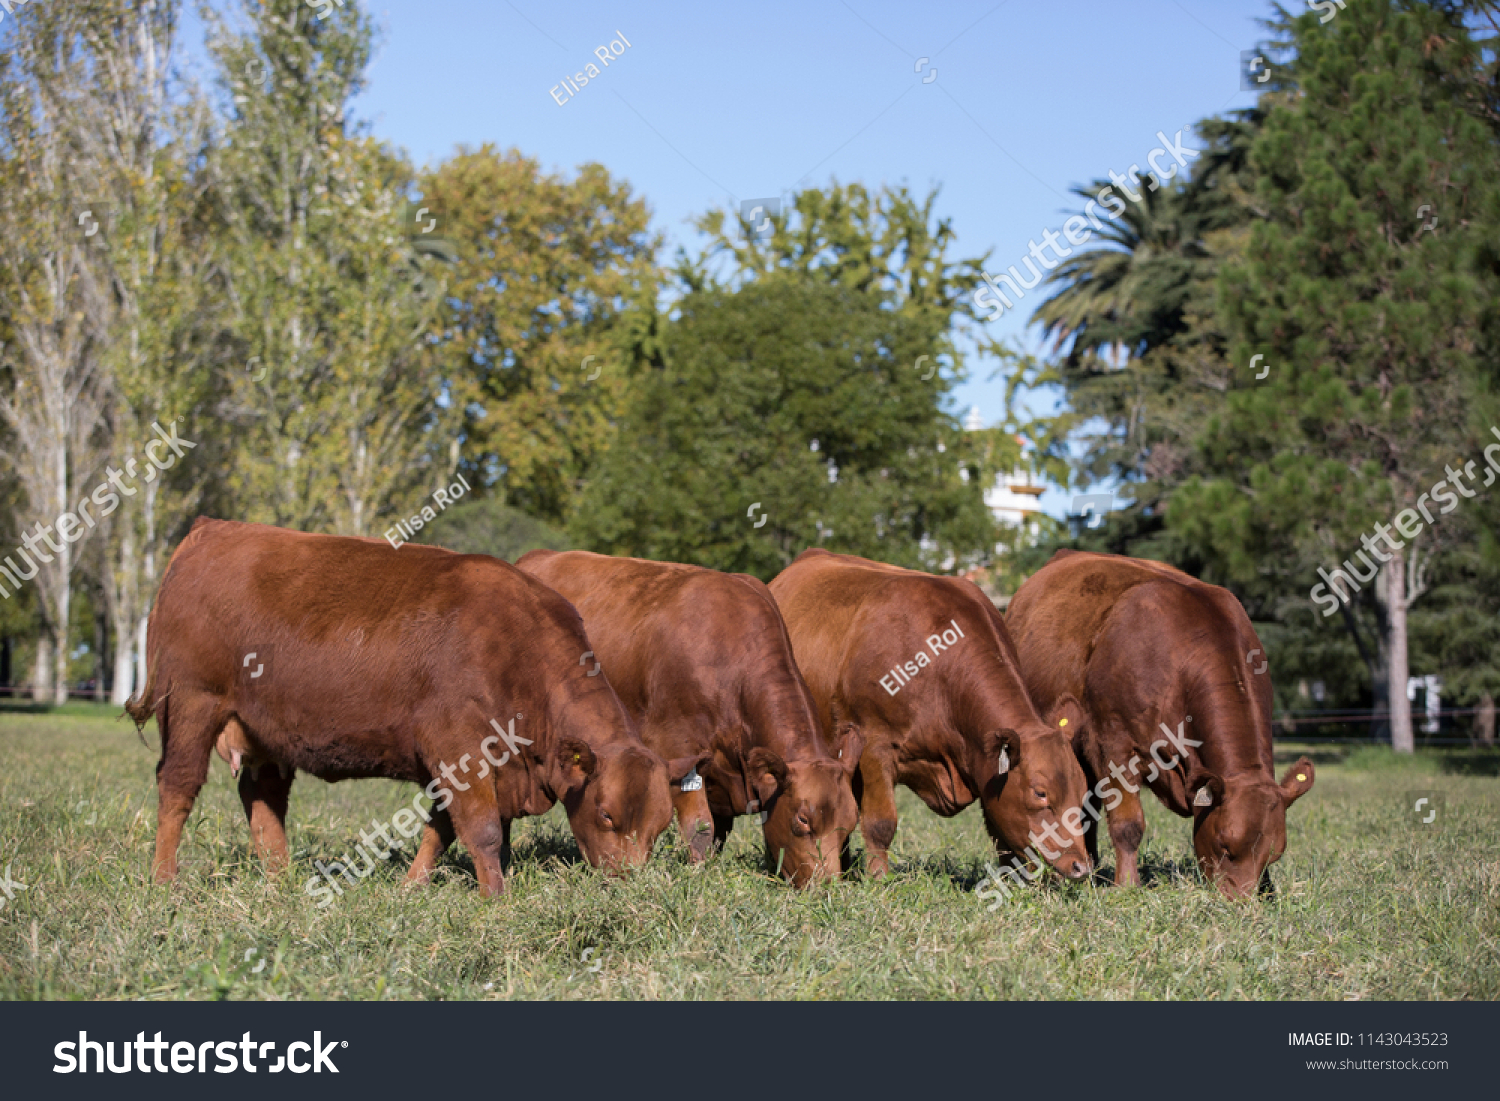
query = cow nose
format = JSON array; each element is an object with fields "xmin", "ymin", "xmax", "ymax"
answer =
[{"xmin": 1066, "ymin": 858, "xmax": 1090, "ymax": 880}]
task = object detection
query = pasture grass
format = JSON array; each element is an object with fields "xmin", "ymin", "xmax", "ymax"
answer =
[{"xmin": 1, "ymin": 703, "xmax": 1496, "ymax": 1000}]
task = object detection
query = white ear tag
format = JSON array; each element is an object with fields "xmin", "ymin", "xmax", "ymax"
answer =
[
  {"xmin": 997, "ymin": 747, "xmax": 1010, "ymax": 776},
  {"xmin": 680, "ymin": 768, "xmax": 703, "ymax": 793},
  {"xmin": 1193, "ymin": 785, "xmax": 1214, "ymax": 808}
]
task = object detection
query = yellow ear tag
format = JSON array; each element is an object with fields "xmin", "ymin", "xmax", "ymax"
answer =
[
  {"xmin": 1296, "ymin": 773, "xmax": 1307, "ymax": 782},
  {"xmin": 1059, "ymin": 718, "xmax": 1068, "ymax": 727},
  {"xmin": 573, "ymin": 753, "xmax": 580, "ymax": 764}
]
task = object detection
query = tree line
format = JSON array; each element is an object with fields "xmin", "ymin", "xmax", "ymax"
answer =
[{"xmin": 1, "ymin": 0, "xmax": 1496, "ymax": 752}]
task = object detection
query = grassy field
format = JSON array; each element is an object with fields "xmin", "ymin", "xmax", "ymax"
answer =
[{"xmin": 1, "ymin": 702, "xmax": 1497, "ymax": 1001}]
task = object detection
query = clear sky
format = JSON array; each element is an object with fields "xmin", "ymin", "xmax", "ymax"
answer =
[{"xmin": 196, "ymin": 0, "xmax": 1285, "ymax": 513}]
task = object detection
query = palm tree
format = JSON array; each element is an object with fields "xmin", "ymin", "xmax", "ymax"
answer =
[{"xmin": 1023, "ymin": 115, "xmax": 1260, "ymax": 514}]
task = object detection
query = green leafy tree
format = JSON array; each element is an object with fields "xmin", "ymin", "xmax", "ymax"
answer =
[
  {"xmin": 1024, "ymin": 115, "xmax": 1260, "ymax": 527},
  {"xmin": 208, "ymin": 0, "xmax": 452, "ymax": 536},
  {"xmin": 418, "ymin": 146, "xmax": 659, "ymax": 524},
  {"xmin": 571, "ymin": 273, "xmax": 995, "ymax": 579},
  {"xmin": 1170, "ymin": 1, "xmax": 1499, "ymax": 751},
  {"xmin": 0, "ymin": 0, "xmax": 143, "ymax": 703}
]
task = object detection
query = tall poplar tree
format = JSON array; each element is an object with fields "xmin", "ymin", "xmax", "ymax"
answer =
[{"xmin": 209, "ymin": 0, "xmax": 451, "ymax": 535}]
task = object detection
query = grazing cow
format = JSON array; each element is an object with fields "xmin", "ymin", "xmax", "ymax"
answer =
[
  {"xmin": 126, "ymin": 518, "xmax": 691, "ymax": 897},
  {"xmin": 516, "ymin": 550, "xmax": 862, "ymax": 886},
  {"xmin": 769, "ymin": 549, "xmax": 1092, "ymax": 881},
  {"xmin": 1005, "ymin": 549, "xmax": 1316, "ymax": 899}
]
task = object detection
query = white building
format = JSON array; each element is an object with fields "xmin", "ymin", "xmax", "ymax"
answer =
[{"xmin": 963, "ymin": 406, "xmax": 1044, "ymax": 552}]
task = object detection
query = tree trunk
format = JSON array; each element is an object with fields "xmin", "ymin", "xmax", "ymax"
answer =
[
  {"xmin": 32, "ymin": 633, "xmax": 53, "ymax": 703},
  {"xmin": 111, "ymin": 627, "xmax": 136, "ymax": 707},
  {"xmin": 107, "ymin": 517, "xmax": 140, "ymax": 707},
  {"xmin": 1385, "ymin": 554, "xmax": 1414, "ymax": 754},
  {"xmin": 52, "ymin": 575, "xmax": 70, "ymax": 707},
  {"xmin": 1335, "ymin": 601, "xmax": 1388, "ymax": 742},
  {"xmin": 135, "ymin": 613, "xmax": 149, "ymax": 700},
  {"xmin": 1479, "ymin": 691, "xmax": 1496, "ymax": 748},
  {"xmin": 93, "ymin": 598, "xmax": 107, "ymax": 701}
]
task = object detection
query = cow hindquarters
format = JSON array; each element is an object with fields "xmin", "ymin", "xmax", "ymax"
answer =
[
  {"xmin": 152, "ymin": 691, "xmax": 221, "ymax": 884},
  {"xmin": 238, "ymin": 764, "xmax": 295, "ymax": 874}
]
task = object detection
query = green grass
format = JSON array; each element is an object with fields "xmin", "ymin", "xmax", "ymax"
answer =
[{"xmin": 1, "ymin": 704, "xmax": 1497, "ymax": 1000}]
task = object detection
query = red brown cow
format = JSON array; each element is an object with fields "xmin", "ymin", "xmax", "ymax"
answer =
[
  {"xmin": 516, "ymin": 550, "xmax": 862, "ymax": 886},
  {"xmin": 1006, "ymin": 549, "xmax": 1316, "ymax": 899},
  {"xmin": 126, "ymin": 518, "xmax": 688, "ymax": 897},
  {"xmin": 769, "ymin": 549, "xmax": 1092, "ymax": 881}
]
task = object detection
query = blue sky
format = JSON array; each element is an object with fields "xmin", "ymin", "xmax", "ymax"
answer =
[{"xmin": 195, "ymin": 0, "xmax": 1284, "ymax": 512}]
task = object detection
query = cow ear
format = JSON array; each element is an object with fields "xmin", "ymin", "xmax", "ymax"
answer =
[
  {"xmin": 1044, "ymin": 695, "xmax": 1086, "ymax": 737},
  {"xmin": 745, "ymin": 747, "xmax": 787, "ymax": 806},
  {"xmin": 834, "ymin": 724, "xmax": 865, "ymax": 776},
  {"xmin": 667, "ymin": 751, "xmax": 713, "ymax": 787},
  {"xmin": 1189, "ymin": 771, "xmax": 1224, "ymax": 811},
  {"xmin": 551, "ymin": 736, "xmax": 597, "ymax": 796},
  {"xmin": 1279, "ymin": 758, "xmax": 1315, "ymax": 806},
  {"xmin": 985, "ymin": 729, "xmax": 1022, "ymax": 777}
]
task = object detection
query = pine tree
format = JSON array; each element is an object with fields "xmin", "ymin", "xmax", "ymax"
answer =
[{"xmin": 1171, "ymin": 1, "xmax": 1499, "ymax": 751}]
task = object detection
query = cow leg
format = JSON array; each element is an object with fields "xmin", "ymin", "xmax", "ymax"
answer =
[
  {"xmin": 237, "ymin": 763, "xmax": 295, "ymax": 874},
  {"xmin": 152, "ymin": 694, "xmax": 221, "ymax": 883},
  {"xmin": 1077, "ymin": 760, "xmax": 1103, "ymax": 871},
  {"xmin": 711, "ymin": 807, "xmax": 735, "ymax": 852},
  {"xmin": 672, "ymin": 786, "xmax": 715, "ymax": 862},
  {"xmin": 500, "ymin": 817, "xmax": 513, "ymax": 874},
  {"xmin": 1106, "ymin": 784, "xmax": 1147, "ymax": 887},
  {"xmin": 406, "ymin": 808, "xmax": 456, "ymax": 885},
  {"xmin": 857, "ymin": 747, "xmax": 900, "ymax": 879},
  {"xmin": 447, "ymin": 789, "xmax": 507, "ymax": 898},
  {"xmin": 841, "ymin": 758, "xmax": 865, "ymax": 874}
]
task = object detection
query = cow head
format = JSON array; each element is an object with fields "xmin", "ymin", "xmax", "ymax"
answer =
[
  {"xmin": 1187, "ymin": 758, "xmax": 1315, "ymax": 898},
  {"xmin": 548, "ymin": 737, "xmax": 677, "ymax": 873},
  {"xmin": 980, "ymin": 696, "xmax": 1092, "ymax": 881},
  {"xmin": 747, "ymin": 726, "xmax": 864, "ymax": 887}
]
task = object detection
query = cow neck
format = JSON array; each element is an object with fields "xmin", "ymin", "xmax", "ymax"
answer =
[
  {"xmin": 738, "ymin": 668, "xmax": 826, "ymax": 764},
  {"xmin": 1183, "ymin": 662, "xmax": 1274, "ymax": 782},
  {"xmin": 950, "ymin": 656, "xmax": 1045, "ymax": 784},
  {"xmin": 546, "ymin": 676, "xmax": 642, "ymax": 752}
]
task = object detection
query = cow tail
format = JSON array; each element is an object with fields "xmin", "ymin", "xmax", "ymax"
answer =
[{"xmin": 122, "ymin": 616, "xmax": 164, "ymax": 748}]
